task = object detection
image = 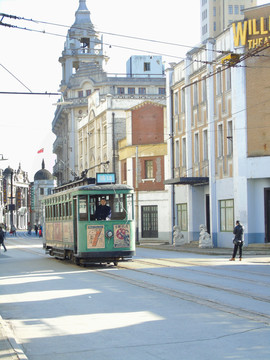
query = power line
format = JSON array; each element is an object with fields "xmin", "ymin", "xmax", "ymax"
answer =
[
  {"xmin": 0, "ymin": 91, "xmax": 60, "ymax": 95},
  {"xmin": 0, "ymin": 63, "xmax": 32, "ymax": 93},
  {"xmin": 0, "ymin": 12, "xmax": 228, "ymax": 57}
]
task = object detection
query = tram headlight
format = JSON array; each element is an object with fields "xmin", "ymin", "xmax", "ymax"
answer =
[{"xmin": 106, "ymin": 230, "xmax": 113, "ymax": 238}]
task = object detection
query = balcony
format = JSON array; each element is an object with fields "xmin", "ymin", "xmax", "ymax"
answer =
[
  {"xmin": 53, "ymin": 161, "xmax": 64, "ymax": 175},
  {"xmin": 53, "ymin": 137, "xmax": 63, "ymax": 153}
]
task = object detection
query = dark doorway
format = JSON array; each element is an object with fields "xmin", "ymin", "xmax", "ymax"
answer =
[
  {"xmin": 141, "ymin": 205, "xmax": 158, "ymax": 238},
  {"xmin": 206, "ymin": 194, "xmax": 210, "ymax": 234},
  {"xmin": 264, "ymin": 188, "xmax": 270, "ymax": 243}
]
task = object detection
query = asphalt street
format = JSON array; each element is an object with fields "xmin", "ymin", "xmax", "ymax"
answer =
[{"xmin": 0, "ymin": 231, "xmax": 269, "ymax": 360}]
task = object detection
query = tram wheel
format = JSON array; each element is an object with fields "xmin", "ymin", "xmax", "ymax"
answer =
[{"xmin": 113, "ymin": 261, "xmax": 118, "ymax": 266}]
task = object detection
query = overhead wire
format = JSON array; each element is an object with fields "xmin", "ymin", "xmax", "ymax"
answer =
[
  {"xmin": 0, "ymin": 12, "xmax": 228, "ymax": 55},
  {"xmin": 0, "ymin": 63, "xmax": 33, "ymax": 93},
  {"xmin": 1, "ymin": 12, "xmax": 270, "ymax": 138}
]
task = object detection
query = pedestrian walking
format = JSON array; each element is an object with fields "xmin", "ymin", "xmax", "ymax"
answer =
[
  {"xmin": 11, "ymin": 224, "xmax": 16, "ymax": 236},
  {"xmin": 230, "ymin": 220, "xmax": 244, "ymax": 261},
  {"xmin": 27, "ymin": 222, "xmax": 32, "ymax": 235},
  {"xmin": 0, "ymin": 226, "xmax": 7, "ymax": 252},
  {"xmin": 34, "ymin": 224, "xmax": 38, "ymax": 236},
  {"xmin": 38, "ymin": 224, "xmax": 43, "ymax": 238}
]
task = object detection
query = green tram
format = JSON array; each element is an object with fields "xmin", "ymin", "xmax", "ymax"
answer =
[{"xmin": 43, "ymin": 177, "xmax": 135, "ymax": 266}]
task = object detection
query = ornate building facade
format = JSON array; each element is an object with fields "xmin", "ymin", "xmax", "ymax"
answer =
[
  {"xmin": 52, "ymin": 0, "xmax": 166, "ymax": 186},
  {"xmin": 1, "ymin": 164, "xmax": 30, "ymax": 230}
]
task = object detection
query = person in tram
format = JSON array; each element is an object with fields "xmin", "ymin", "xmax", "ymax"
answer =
[{"xmin": 94, "ymin": 197, "xmax": 111, "ymax": 220}]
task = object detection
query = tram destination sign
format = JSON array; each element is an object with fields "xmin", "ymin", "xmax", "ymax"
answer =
[{"xmin": 96, "ymin": 173, "xmax": 116, "ymax": 184}]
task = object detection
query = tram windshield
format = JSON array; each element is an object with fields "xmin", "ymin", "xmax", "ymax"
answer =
[{"xmin": 78, "ymin": 193, "xmax": 134, "ymax": 221}]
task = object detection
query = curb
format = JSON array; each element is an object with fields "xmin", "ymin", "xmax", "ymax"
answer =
[
  {"xmin": 0, "ymin": 315, "xmax": 28, "ymax": 360},
  {"xmin": 137, "ymin": 242, "xmax": 270, "ymax": 256}
]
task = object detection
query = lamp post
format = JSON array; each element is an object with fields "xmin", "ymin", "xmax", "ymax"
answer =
[
  {"xmin": 0, "ymin": 155, "xmax": 8, "ymax": 226},
  {"xmin": 9, "ymin": 170, "xmax": 14, "ymax": 228}
]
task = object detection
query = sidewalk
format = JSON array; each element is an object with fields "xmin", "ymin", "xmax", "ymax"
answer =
[
  {"xmin": 137, "ymin": 239, "xmax": 270, "ymax": 256},
  {"xmin": 0, "ymin": 315, "xmax": 27, "ymax": 360},
  {"xmin": 1, "ymin": 240, "xmax": 269, "ymax": 359}
]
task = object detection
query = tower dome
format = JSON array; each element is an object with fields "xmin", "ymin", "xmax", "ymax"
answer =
[
  {"xmin": 34, "ymin": 160, "xmax": 53, "ymax": 181},
  {"xmin": 3, "ymin": 166, "xmax": 14, "ymax": 177}
]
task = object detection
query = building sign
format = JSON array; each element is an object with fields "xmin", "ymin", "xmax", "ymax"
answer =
[{"xmin": 233, "ymin": 17, "xmax": 270, "ymax": 49}]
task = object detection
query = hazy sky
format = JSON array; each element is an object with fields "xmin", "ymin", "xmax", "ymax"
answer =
[{"xmin": 0, "ymin": 0, "xmax": 268, "ymax": 180}]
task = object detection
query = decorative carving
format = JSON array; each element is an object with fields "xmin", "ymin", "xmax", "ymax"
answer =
[
  {"xmin": 173, "ymin": 225, "xmax": 187, "ymax": 246},
  {"xmin": 198, "ymin": 224, "xmax": 213, "ymax": 248}
]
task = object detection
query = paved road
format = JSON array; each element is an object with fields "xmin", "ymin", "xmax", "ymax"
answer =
[{"xmin": 1, "ymin": 235, "xmax": 270, "ymax": 360}]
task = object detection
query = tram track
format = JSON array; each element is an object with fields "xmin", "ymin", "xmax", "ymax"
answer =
[
  {"xmin": 116, "ymin": 258, "xmax": 270, "ymax": 304},
  {"xmin": 125, "ymin": 257, "xmax": 270, "ymax": 288},
  {"xmin": 6, "ymin": 238, "xmax": 270, "ymax": 325},
  {"xmin": 95, "ymin": 257, "xmax": 270, "ymax": 325},
  {"xmin": 98, "ymin": 265, "xmax": 270, "ymax": 325}
]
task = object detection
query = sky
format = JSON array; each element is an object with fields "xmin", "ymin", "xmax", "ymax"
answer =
[{"xmin": 0, "ymin": 0, "xmax": 268, "ymax": 181}]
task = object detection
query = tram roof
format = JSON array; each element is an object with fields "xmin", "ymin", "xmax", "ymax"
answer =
[
  {"xmin": 77, "ymin": 184, "xmax": 134, "ymax": 192},
  {"xmin": 52, "ymin": 182, "xmax": 134, "ymax": 195}
]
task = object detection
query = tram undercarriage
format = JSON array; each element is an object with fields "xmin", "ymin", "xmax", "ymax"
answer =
[{"xmin": 45, "ymin": 246, "xmax": 133, "ymax": 266}]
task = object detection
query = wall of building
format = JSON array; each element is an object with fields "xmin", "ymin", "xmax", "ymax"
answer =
[
  {"xmin": 247, "ymin": 178, "xmax": 270, "ymax": 243},
  {"xmin": 126, "ymin": 56, "xmax": 164, "ymax": 77}
]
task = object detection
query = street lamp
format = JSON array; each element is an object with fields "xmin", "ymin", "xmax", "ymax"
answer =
[{"xmin": 9, "ymin": 170, "xmax": 15, "ymax": 228}]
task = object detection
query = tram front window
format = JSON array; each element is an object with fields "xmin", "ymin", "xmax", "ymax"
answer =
[{"xmin": 89, "ymin": 194, "xmax": 133, "ymax": 221}]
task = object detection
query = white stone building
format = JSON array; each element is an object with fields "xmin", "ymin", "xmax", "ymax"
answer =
[
  {"xmin": 52, "ymin": 1, "xmax": 166, "ymax": 186},
  {"xmin": 2, "ymin": 164, "xmax": 30, "ymax": 230}
]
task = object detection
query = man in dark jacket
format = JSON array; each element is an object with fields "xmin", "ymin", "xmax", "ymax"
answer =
[
  {"xmin": 230, "ymin": 220, "xmax": 243, "ymax": 261},
  {"xmin": 94, "ymin": 197, "xmax": 111, "ymax": 220},
  {"xmin": 0, "ymin": 226, "xmax": 7, "ymax": 252}
]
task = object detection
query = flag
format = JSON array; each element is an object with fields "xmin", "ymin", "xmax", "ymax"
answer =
[{"xmin": 37, "ymin": 148, "xmax": 44, "ymax": 154}]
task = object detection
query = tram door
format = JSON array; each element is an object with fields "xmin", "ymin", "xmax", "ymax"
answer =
[
  {"xmin": 264, "ymin": 188, "xmax": 270, "ymax": 243},
  {"xmin": 73, "ymin": 197, "xmax": 78, "ymax": 253}
]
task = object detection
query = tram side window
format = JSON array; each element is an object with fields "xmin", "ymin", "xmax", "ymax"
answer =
[
  {"xmin": 59, "ymin": 203, "xmax": 62, "ymax": 218},
  {"xmin": 89, "ymin": 197, "xmax": 97, "ymax": 220},
  {"xmin": 112, "ymin": 194, "xmax": 126, "ymax": 220},
  {"xmin": 126, "ymin": 194, "xmax": 134, "ymax": 220},
  {"xmin": 69, "ymin": 201, "xmax": 72, "ymax": 217},
  {"xmin": 79, "ymin": 195, "xmax": 88, "ymax": 221}
]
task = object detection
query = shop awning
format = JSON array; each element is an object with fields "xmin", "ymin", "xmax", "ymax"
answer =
[{"xmin": 164, "ymin": 177, "xmax": 209, "ymax": 186}]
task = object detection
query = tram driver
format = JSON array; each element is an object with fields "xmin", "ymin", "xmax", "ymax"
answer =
[{"xmin": 94, "ymin": 197, "xmax": 111, "ymax": 220}]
